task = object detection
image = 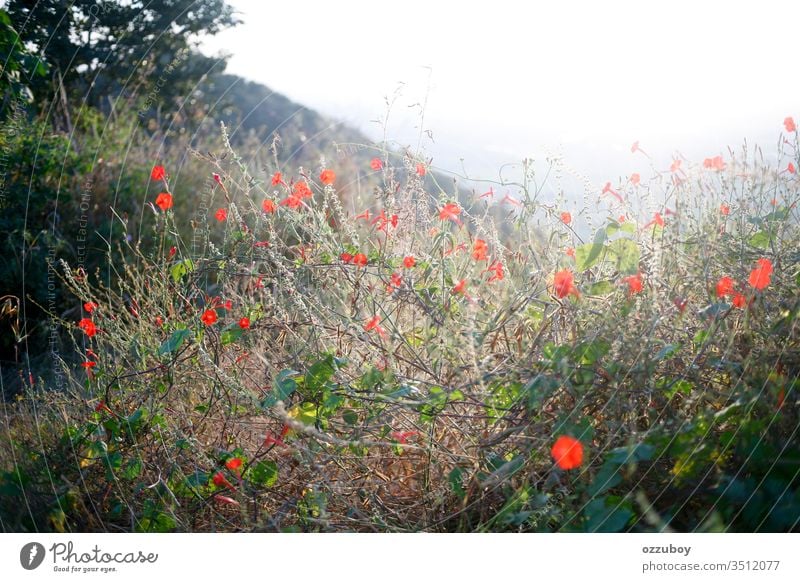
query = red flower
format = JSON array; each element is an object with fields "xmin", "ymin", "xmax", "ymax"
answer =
[
  {"xmin": 720, "ymin": 203, "xmax": 730, "ymax": 216},
  {"xmin": 416, "ymin": 163, "xmax": 426, "ymax": 176},
  {"xmin": 486, "ymin": 260, "xmax": 504, "ymax": 282},
  {"xmin": 673, "ymin": 296, "xmax": 688, "ymax": 313},
  {"xmin": 320, "ymin": 169, "xmax": 336, "ymax": 185},
  {"xmin": 560, "ymin": 211, "xmax": 572, "ymax": 225},
  {"xmin": 452, "ymin": 279, "xmax": 467, "ymax": 295},
  {"xmin": 403, "ymin": 255, "xmax": 416, "ymax": 269},
  {"xmin": 223, "ymin": 300, "xmax": 233, "ymax": 310},
  {"xmin": 238, "ymin": 317, "xmax": 250, "ymax": 330},
  {"xmin": 150, "ymin": 165, "xmax": 166, "ymax": 181},
  {"xmin": 293, "ymin": 181, "xmax": 312, "ymax": 199},
  {"xmin": 642, "ymin": 212, "xmax": 665, "ymax": 229},
  {"xmin": 80, "ymin": 361, "xmax": 96, "ymax": 370},
  {"xmin": 265, "ymin": 424, "xmax": 291, "ymax": 448},
  {"xmin": 501, "ymin": 194, "xmax": 522, "ymax": 207},
  {"xmin": 225, "ymin": 457, "xmax": 243, "ymax": 471},
  {"xmin": 444, "ymin": 243, "xmax": 467, "ymax": 257},
  {"xmin": 391, "ymin": 430, "xmax": 419, "ymax": 444},
  {"xmin": 94, "ymin": 401, "xmax": 113, "ymax": 415},
  {"xmin": 703, "ymin": 155, "xmax": 726, "ymax": 171},
  {"xmin": 472, "ymin": 238, "xmax": 488, "ymax": 261},
  {"xmin": 716, "ymin": 276, "xmax": 735, "ymax": 298},
  {"xmin": 154, "ymin": 316, "xmax": 164, "ymax": 327},
  {"xmin": 370, "ymin": 158, "xmax": 383, "ymax": 170},
  {"xmin": 732, "ymin": 292, "xmax": 747, "ymax": 309},
  {"xmin": 372, "ymin": 209, "xmax": 398, "ymax": 232},
  {"xmin": 262, "ymin": 199, "xmax": 277, "ymax": 213},
  {"xmin": 340, "ymin": 252, "xmax": 353, "ymax": 263},
  {"xmin": 553, "ymin": 270, "xmax": 579, "ymax": 299},
  {"xmin": 155, "ymin": 192, "xmax": 173, "ymax": 211},
  {"xmin": 168, "ymin": 246, "xmax": 177, "ymax": 258},
  {"xmin": 439, "ymin": 203, "xmax": 462, "ymax": 226},
  {"xmin": 670, "ymin": 159, "xmax": 682, "ymax": 173},
  {"xmin": 601, "ymin": 182, "xmax": 623, "ymax": 204},
  {"xmin": 271, "ymin": 172, "xmax": 283, "ymax": 186},
  {"xmin": 214, "ymin": 495, "xmax": 240, "ymax": 507},
  {"xmin": 211, "ymin": 472, "xmax": 236, "ymax": 491},
  {"xmin": 631, "ymin": 141, "xmax": 640, "ymax": 153},
  {"xmin": 748, "ymin": 258, "xmax": 773, "ymax": 290},
  {"xmin": 551, "ymin": 435, "xmax": 584, "ymax": 470},
  {"xmin": 280, "ymin": 195, "xmax": 303, "ymax": 209},
  {"xmin": 630, "ymin": 173, "xmax": 641, "ymax": 186},
  {"xmin": 356, "ymin": 209, "xmax": 371, "ymax": 221},
  {"xmin": 388, "ymin": 272, "xmax": 403, "ymax": 292},
  {"xmin": 364, "ymin": 315, "xmax": 387, "ymax": 338},
  {"xmin": 788, "ymin": 162, "xmax": 796, "ymax": 175},
  {"xmin": 623, "ymin": 273, "xmax": 643, "ymax": 295},
  {"xmin": 84, "ymin": 301, "xmax": 98, "ymax": 313},
  {"xmin": 565, "ymin": 247, "xmax": 575, "ymax": 258},
  {"xmin": 352, "ymin": 253, "xmax": 368, "ymax": 267},
  {"xmin": 785, "ymin": 116, "xmax": 796, "ymax": 132},
  {"xmin": 78, "ymin": 318, "xmax": 97, "ymax": 337},
  {"xmin": 214, "ymin": 208, "xmax": 227, "ymax": 222},
  {"xmin": 479, "ymin": 187, "xmax": 495, "ymax": 199},
  {"xmin": 201, "ymin": 309, "xmax": 218, "ymax": 325}
]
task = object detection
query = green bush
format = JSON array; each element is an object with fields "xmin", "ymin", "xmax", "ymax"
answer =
[{"xmin": 1, "ymin": 131, "xmax": 798, "ymax": 532}]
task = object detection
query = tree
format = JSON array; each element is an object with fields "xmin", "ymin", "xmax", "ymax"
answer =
[
  {"xmin": 5, "ymin": 0, "xmax": 238, "ymax": 121},
  {"xmin": 0, "ymin": 9, "xmax": 47, "ymax": 116}
]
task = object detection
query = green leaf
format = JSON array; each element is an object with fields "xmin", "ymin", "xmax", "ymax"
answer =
[
  {"xmin": 287, "ymin": 402, "xmax": 318, "ymax": 426},
  {"xmin": 304, "ymin": 354, "xmax": 337, "ymax": 398},
  {"xmin": 126, "ymin": 408, "xmax": 148, "ymax": 430},
  {"xmin": 607, "ymin": 443, "xmax": 655, "ymax": 464},
  {"xmin": 158, "ymin": 328, "xmax": 191, "ymax": 355},
  {"xmin": 607, "ymin": 238, "xmax": 640, "ymax": 274},
  {"xmin": 120, "ymin": 458, "xmax": 143, "ymax": 480},
  {"xmin": 693, "ymin": 329, "xmax": 710, "ymax": 346},
  {"xmin": 575, "ymin": 339, "xmax": 610, "ymax": 365},
  {"xmin": 654, "ymin": 343, "xmax": 681, "ymax": 361},
  {"xmin": 607, "ymin": 221, "xmax": 636, "ymax": 237},
  {"xmin": 526, "ymin": 374, "xmax": 559, "ymax": 410},
  {"xmin": 664, "ymin": 379, "xmax": 693, "ymax": 398},
  {"xmin": 588, "ymin": 280, "xmax": 615, "ymax": 295},
  {"xmin": 248, "ymin": 460, "xmax": 278, "ymax": 487},
  {"xmin": 170, "ymin": 259, "xmax": 195, "ymax": 284},
  {"xmin": 588, "ymin": 463, "xmax": 623, "ymax": 496},
  {"xmin": 342, "ymin": 409, "xmax": 359, "ymax": 425},
  {"xmin": 748, "ymin": 230, "xmax": 771, "ymax": 249},
  {"xmin": 585, "ymin": 498, "xmax": 633, "ymax": 532},
  {"xmin": 575, "ymin": 243, "xmax": 606, "ymax": 271},
  {"xmin": 102, "ymin": 451, "xmax": 123, "ymax": 479},
  {"xmin": 419, "ymin": 386, "xmax": 460, "ymax": 423},
  {"xmin": 184, "ymin": 471, "xmax": 209, "ymax": 494},
  {"xmin": 262, "ymin": 369, "xmax": 298, "ymax": 408},
  {"xmin": 448, "ymin": 468, "xmax": 466, "ymax": 499},
  {"xmin": 220, "ymin": 327, "xmax": 243, "ymax": 346}
]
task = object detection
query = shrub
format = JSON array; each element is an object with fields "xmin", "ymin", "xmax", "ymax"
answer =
[{"xmin": 2, "ymin": 129, "xmax": 799, "ymax": 532}]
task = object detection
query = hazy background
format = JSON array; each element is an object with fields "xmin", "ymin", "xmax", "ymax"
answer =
[{"xmin": 204, "ymin": 0, "xmax": 795, "ymax": 186}]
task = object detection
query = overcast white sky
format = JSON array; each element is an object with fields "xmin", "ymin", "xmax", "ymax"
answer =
[{"xmin": 201, "ymin": 0, "xmax": 798, "ymax": 182}]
